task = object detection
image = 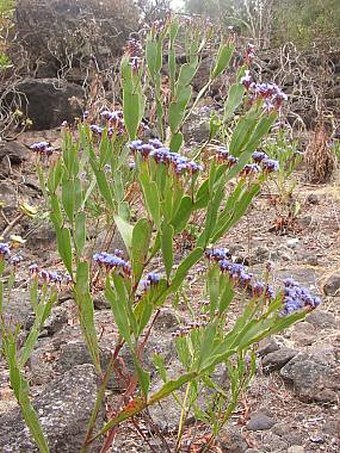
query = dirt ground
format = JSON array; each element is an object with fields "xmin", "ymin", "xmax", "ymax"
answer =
[{"xmin": 0, "ymin": 129, "xmax": 339, "ymax": 452}]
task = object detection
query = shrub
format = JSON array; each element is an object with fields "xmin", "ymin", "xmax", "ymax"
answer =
[{"xmin": 0, "ymin": 17, "xmax": 322, "ymax": 452}]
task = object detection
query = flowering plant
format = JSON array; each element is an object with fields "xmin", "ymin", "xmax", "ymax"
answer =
[{"xmin": 0, "ymin": 16, "xmax": 322, "ymax": 452}]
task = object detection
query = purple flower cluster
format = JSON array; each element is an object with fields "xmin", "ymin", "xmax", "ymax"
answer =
[
  {"xmin": 93, "ymin": 250, "xmax": 131, "ymax": 276},
  {"xmin": 205, "ymin": 248, "xmax": 274, "ymax": 299},
  {"xmin": 251, "ymin": 151, "xmax": 279, "ymax": 173},
  {"xmin": 30, "ymin": 142, "xmax": 55, "ymax": 157},
  {"xmin": 9, "ymin": 255, "xmax": 23, "ymax": 266},
  {"xmin": 140, "ymin": 272, "xmax": 161, "ymax": 291},
  {"xmin": 0, "ymin": 242, "xmax": 10, "ymax": 259},
  {"xmin": 28, "ymin": 263, "xmax": 71, "ymax": 285},
  {"xmin": 240, "ymin": 70, "xmax": 288, "ymax": 111},
  {"xmin": 281, "ymin": 278, "xmax": 321, "ymax": 316},
  {"xmin": 215, "ymin": 147, "xmax": 239, "ymax": 167},
  {"xmin": 129, "ymin": 139, "xmax": 204, "ymax": 176}
]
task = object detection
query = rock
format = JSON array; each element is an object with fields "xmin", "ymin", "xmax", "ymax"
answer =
[
  {"xmin": 257, "ymin": 338, "xmax": 280, "ymax": 357},
  {"xmin": 286, "ymin": 238, "xmax": 300, "ymax": 249},
  {"xmin": 0, "ymin": 364, "xmax": 103, "ymax": 452},
  {"xmin": 280, "ymin": 349, "xmax": 340, "ymax": 403},
  {"xmin": 323, "ymin": 273, "xmax": 340, "ymax": 296},
  {"xmin": 153, "ymin": 308, "xmax": 180, "ymax": 332},
  {"xmin": 287, "ymin": 447, "xmax": 305, "ymax": 453},
  {"xmin": 28, "ymin": 338, "xmax": 58, "ymax": 385},
  {"xmin": 182, "ymin": 105, "xmax": 212, "ymax": 143},
  {"xmin": 306, "ymin": 194, "xmax": 319, "ymax": 204},
  {"xmin": 40, "ymin": 306, "xmax": 69, "ymax": 336},
  {"xmin": 246, "ymin": 411, "xmax": 276, "ymax": 431},
  {"xmin": 0, "ymin": 141, "xmax": 28, "ymax": 165},
  {"xmin": 0, "ymin": 291, "xmax": 35, "ymax": 336},
  {"xmin": 306, "ymin": 310, "xmax": 337, "ymax": 329},
  {"xmin": 218, "ymin": 427, "xmax": 248, "ymax": 452},
  {"xmin": 8, "ymin": 79, "xmax": 84, "ymax": 130},
  {"xmin": 0, "ymin": 181, "xmax": 17, "ymax": 210},
  {"xmin": 290, "ymin": 322, "xmax": 317, "ymax": 347},
  {"xmin": 251, "ymin": 246, "xmax": 270, "ymax": 264},
  {"xmin": 262, "ymin": 347, "xmax": 297, "ymax": 372}
]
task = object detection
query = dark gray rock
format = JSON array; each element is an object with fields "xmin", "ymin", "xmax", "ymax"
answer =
[
  {"xmin": 41, "ymin": 306, "xmax": 69, "ymax": 336},
  {"xmin": 257, "ymin": 338, "xmax": 280, "ymax": 357},
  {"xmin": 262, "ymin": 347, "xmax": 297, "ymax": 372},
  {"xmin": 246, "ymin": 411, "xmax": 276, "ymax": 431},
  {"xmin": 9, "ymin": 79, "xmax": 84, "ymax": 130},
  {"xmin": 218, "ymin": 427, "xmax": 248, "ymax": 452},
  {"xmin": 0, "ymin": 364, "xmax": 103, "ymax": 452},
  {"xmin": 323, "ymin": 273, "xmax": 340, "ymax": 296},
  {"xmin": 280, "ymin": 349, "xmax": 340, "ymax": 403},
  {"xmin": 0, "ymin": 141, "xmax": 28, "ymax": 165}
]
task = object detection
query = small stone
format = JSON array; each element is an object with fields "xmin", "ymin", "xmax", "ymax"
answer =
[
  {"xmin": 257, "ymin": 338, "xmax": 280, "ymax": 357},
  {"xmin": 286, "ymin": 238, "xmax": 300, "ymax": 249},
  {"xmin": 323, "ymin": 273, "xmax": 340, "ymax": 296},
  {"xmin": 262, "ymin": 347, "xmax": 297, "ymax": 372},
  {"xmin": 287, "ymin": 446, "xmax": 305, "ymax": 453},
  {"xmin": 246, "ymin": 411, "xmax": 276, "ymax": 431},
  {"xmin": 307, "ymin": 194, "xmax": 319, "ymax": 204}
]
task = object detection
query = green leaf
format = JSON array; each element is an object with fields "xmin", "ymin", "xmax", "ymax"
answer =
[
  {"xmin": 212, "ymin": 43, "xmax": 234, "ymax": 79},
  {"xmin": 61, "ymin": 179, "xmax": 75, "ymax": 222},
  {"xmin": 139, "ymin": 173, "xmax": 161, "ymax": 228},
  {"xmin": 56, "ymin": 226, "xmax": 73, "ymax": 276},
  {"xmin": 171, "ymin": 195, "xmax": 193, "ymax": 233},
  {"xmin": 169, "ymin": 247, "xmax": 204, "ymax": 294},
  {"xmin": 105, "ymin": 275, "xmax": 132, "ymax": 346},
  {"xmin": 169, "ymin": 85, "xmax": 192, "ymax": 133},
  {"xmin": 176, "ymin": 60, "xmax": 198, "ymax": 90},
  {"xmin": 161, "ymin": 222, "xmax": 174, "ymax": 279},
  {"xmin": 169, "ymin": 131, "xmax": 184, "ymax": 153},
  {"xmin": 224, "ymin": 83, "xmax": 245, "ymax": 121},
  {"xmin": 114, "ymin": 215, "xmax": 133, "ymax": 253},
  {"xmin": 135, "ymin": 361, "xmax": 150, "ymax": 398},
  {"xmin": 74, "ymin": 212, "xmax": 86, "ymax": 255},
  {"xmin": 74, "ymin": 261, "xmax": 101, "ymax": 372},
  {"xmin": 131, "ymin": 218, "xmax": 152, "ymax": 286}
]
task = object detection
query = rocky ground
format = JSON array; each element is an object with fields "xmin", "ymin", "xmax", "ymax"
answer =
[{"xmin": 0, "ymin": 129, "xmax": 339, "ymax": 452}]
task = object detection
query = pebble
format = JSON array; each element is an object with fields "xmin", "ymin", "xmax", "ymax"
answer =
[{"xmin": 246, "ymin": 411, "xmax": 276, "ymax": 431}]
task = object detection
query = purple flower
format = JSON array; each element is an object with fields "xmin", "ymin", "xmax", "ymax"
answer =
[
  {"xmin": 240, "ymin": 163, "xmax": 261, "ymax": 177},
  {"xmin": 140, "ymin": 272, "xmax": 161, "ymax": 291},
  {"xmin": 93, "ymin": 251, "xmax": 131, "ymax": 276},
  {"xmin": 148, "ymin": 138, "xmax": 164, "ymax": 149},
  {"xmin": 0, "ymin": 242, "xmax": 10, "ymax": 258},
  {"xmin": 29, "ymin": 263, "xmax": 39, "ymax": 275},
  {"xmin": 280, "ymin": 278, "xmax": 321, "ymax": 316},
  {"xmin": 30, "ymin": 141, "xmax": 55, "ymax": 157},
  {"xmin": 9, "ymin": 255, "xmax": 23, "ymax": 265},
  {"xmin": 261, "ymin": 158, "xmax": 279, "ymax": 173},
  {"xmin": 205, "ymin": 248, "xmax": 231, "ymax": 262},
  {"xmin": 129, "ymin": 140, "xmax": 143, "ymax": 151},
  {"xmin": 252, "ymin": 150, "xmax": 267, "ymax": 163},
  {"xmin": 90, "ymin": 125, "xmax": 104, "ymax": 136}
]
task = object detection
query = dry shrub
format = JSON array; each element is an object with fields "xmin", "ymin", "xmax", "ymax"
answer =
[
  {"xmin": 12, "ymin": 0, "xmax": 139, "ymax": 78},
  {"xmin": 304, "ymin": 123, "xmax": 336, "ymax": 183}
]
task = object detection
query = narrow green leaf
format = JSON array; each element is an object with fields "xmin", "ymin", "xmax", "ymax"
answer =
[
  {"xmin": 161, "ymin": 222, "xmax": 174, "ymax": 279},
  {"xmin": 74, "ymin": 261, "xmax": 101, "ymax": 372},
  {"xmin": 56, "ymin": 226, "xmax": 73, "ymax": 276},
  {"xmin": 74, "ymin": 212, "xmax": 86, "ymax": 255},
  {"xmin": 114, "ymin": 215, "xmax": 133, "ymax": 253},
  {"xmin": 131, "ymin": 218, "xmax": 152, "ymax": 286},
  {"xmin": 212, "ymin": 43, "xmax": 234, "ymax": 79}
]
